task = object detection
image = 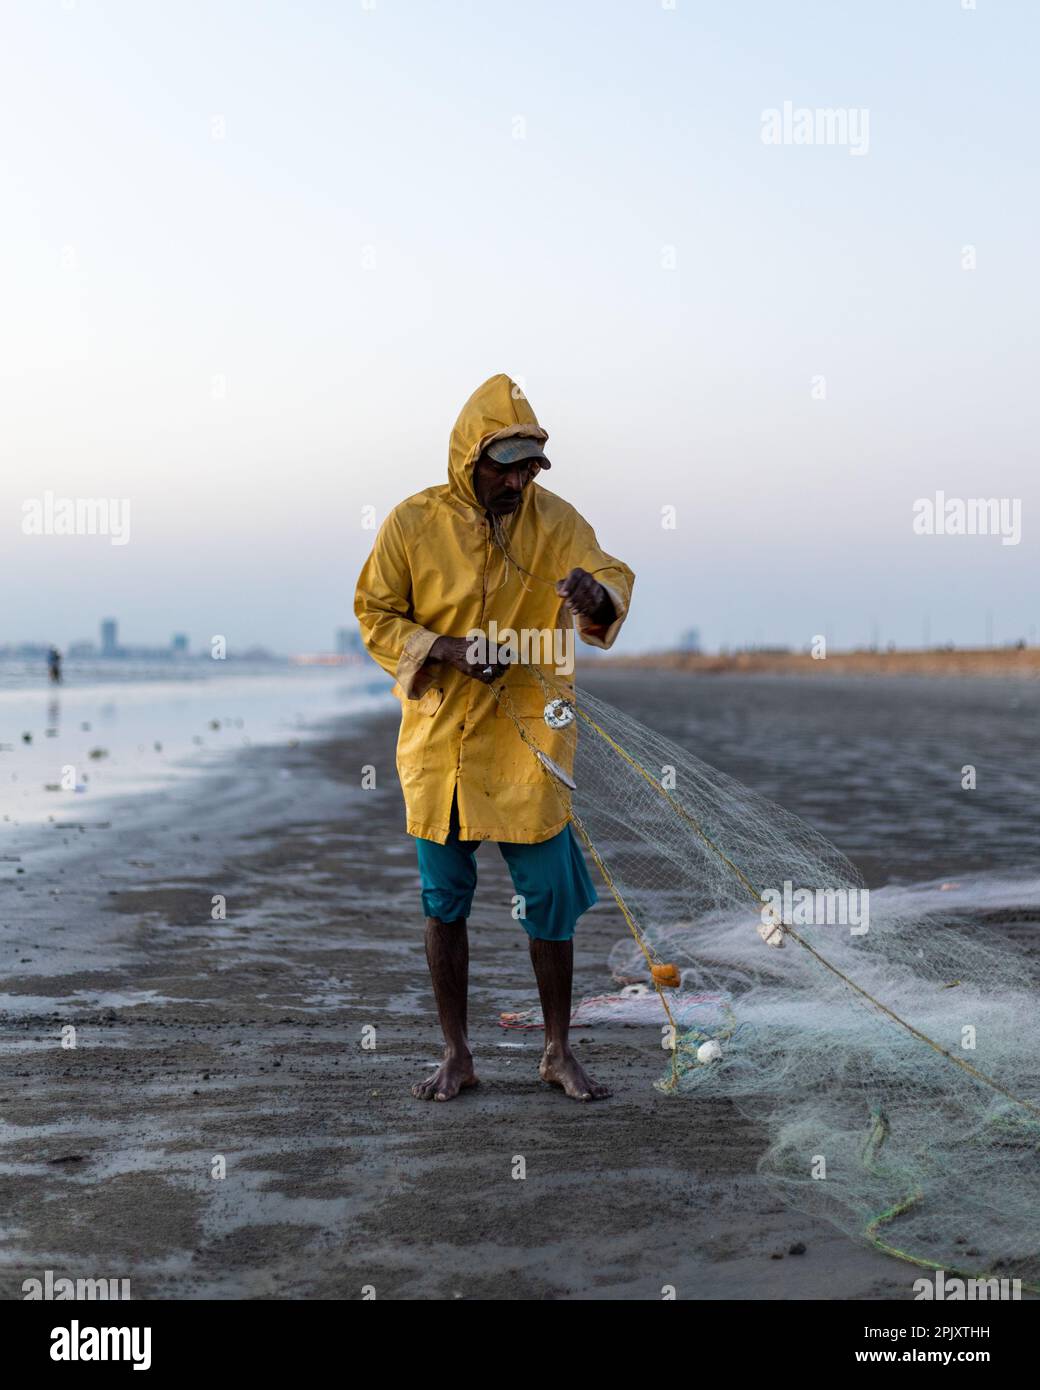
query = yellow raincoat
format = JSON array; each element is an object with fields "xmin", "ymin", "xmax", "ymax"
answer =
[{"xmin": 354, "ymin": 374, "xmax": 634, "ymax": 845}]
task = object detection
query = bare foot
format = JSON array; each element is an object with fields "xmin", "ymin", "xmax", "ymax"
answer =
[
  {"xmin": 412, "ymin": 1052, "xmax": 479, "ymax": 1102},
  {"xmin": 539, "ymin": 1045, "xmax": 610, "ymax": 1101}
]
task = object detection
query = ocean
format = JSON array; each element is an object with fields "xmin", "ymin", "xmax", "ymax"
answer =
[{"xmin": 0, "ymin": 658, "xmax": 392, "ymax": 828}]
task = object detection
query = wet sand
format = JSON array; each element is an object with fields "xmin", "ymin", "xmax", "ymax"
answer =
[{"xmin": 3, "ymin": 671, "xmax": 1034, "ymax": 1300}]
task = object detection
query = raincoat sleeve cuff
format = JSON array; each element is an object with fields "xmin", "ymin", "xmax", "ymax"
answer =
[
  {"xmin": 395, "ymin": 628, "xmax": 441, "ymax": 699},
  {"xmin": 575, "ymin": 581, "xmax": 627, "ymax": 650}
]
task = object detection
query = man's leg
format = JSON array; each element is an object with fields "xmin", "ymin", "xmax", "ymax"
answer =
[
  {"xmin": 411, "ymin": 915, "xmax": 478, "ymax": 1101},
  {"xmin": 529, "ymin": 936, "xmax": 610, "ymax": 1101},
  {"xmin": 500, "ymin": 823, "xmax": 608, "ymax": 1101},
  {"xmin": 413, "ymin": 800, "xmax": 480, "ymax": 1101}
]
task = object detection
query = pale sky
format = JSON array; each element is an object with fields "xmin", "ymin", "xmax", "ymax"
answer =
[{"xmin": 2, "ymin": 0, "xmax": 1037, "ymax": 655}]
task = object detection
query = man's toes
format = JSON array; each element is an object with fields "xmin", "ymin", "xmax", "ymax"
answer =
[
  {"xmin": 577, "ymin": 1076, "xmax": 610, "ymax": 1100},
  {"xmin": 558, "ymin": 1075, "xmax": 590, "ymax": 1100},
  {"xmin": 414, "ymin": 1064, "xmax": 477, "ymax": 1101},
  {"xmin": 555, "ymin": 1066, "xmax": 610, "ymax": 1101}
]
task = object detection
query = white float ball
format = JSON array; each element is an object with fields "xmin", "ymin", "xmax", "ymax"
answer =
[{"xmin": 697, "ymin": 1039, "xmax": 722, "ymax": 1064}]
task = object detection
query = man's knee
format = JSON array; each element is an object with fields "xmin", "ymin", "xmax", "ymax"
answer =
[{"xmin": 420, "ymin": 885, "xmax": 474, "ymax": 921}]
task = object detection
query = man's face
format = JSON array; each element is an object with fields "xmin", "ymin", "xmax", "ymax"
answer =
[{"xmin": 473, "ymin": 452, "xmax": 542, "ymax": 517}]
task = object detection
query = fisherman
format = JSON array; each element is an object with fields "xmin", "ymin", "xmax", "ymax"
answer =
[
  {"xmin": 47, "ymin": 647, "xmax": 63, "ymax": 685},
  {"xmin": 355, "ymin": 375, "xmax": 634, "ymax": 1101}
]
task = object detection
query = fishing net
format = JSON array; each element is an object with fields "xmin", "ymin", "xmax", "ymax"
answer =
[{"xmin": 493, "ymin": 666, "xmax": 1040, "ymax": 1288}]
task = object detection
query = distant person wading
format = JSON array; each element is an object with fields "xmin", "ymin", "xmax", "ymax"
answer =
[{"xmin": 355, "ymin": 375, "xmax": 634, "ymax": 1101}]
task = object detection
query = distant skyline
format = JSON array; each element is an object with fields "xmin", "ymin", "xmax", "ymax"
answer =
[
  {"xmin": 2, "ymin": 1, "xmax": 1036, "ymax": 654},
  {"xmin": 0, "ymin": 614, "xmax": 274, "ymax": 661},
  {"xmin": 2, "ymin": 614, "xmax": 1032, "ymax": 662}
]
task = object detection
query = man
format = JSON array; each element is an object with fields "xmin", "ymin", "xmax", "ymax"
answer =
[{"xmin": 355, "ymin": 374, "xmax": 634, "ymax": 1102}]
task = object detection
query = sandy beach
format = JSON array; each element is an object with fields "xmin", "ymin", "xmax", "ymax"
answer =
[{"xmin": 3, "ymin": 668, "xmax": 1035, "ymax": 1300}]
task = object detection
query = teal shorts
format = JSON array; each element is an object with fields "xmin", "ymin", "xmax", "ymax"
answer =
[{"xmin": 414, "ymin": 798, "xmax": 597, "ymax": 942}]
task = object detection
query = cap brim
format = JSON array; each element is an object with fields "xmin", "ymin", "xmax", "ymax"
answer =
[{"xmin": 485, "ymin": 437, "xmax": 550, "ymax": 468}]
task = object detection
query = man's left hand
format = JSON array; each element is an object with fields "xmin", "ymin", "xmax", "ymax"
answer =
[{"xmin": 556, "ymin": 568, "xmax": 615, "ymax": 626}]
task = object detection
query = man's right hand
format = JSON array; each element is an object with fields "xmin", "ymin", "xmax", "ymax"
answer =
[{"xmin": 427, "ymin": 636, "xmax": 506, "ymax": 684}]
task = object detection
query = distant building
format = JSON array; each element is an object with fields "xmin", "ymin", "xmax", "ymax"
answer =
[
  {"xmin": 100, "ymin": 618, "xmax": 119, "ymax": 657},
  {"xmin": 336, "ymin": 627, "xmax": 363, "ymax": 657},
  {"xmin": 678, "ymin": 627, "xmax": 702, "ymax": 654},
  {"xmin": 171, "ymin": 633, "xmax": 189, "ymax": 655}
]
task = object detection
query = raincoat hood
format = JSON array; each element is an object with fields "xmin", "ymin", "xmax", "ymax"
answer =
[{"xmin": 447, "ymin": 374, "xmax": 549, "ymax": 508}]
